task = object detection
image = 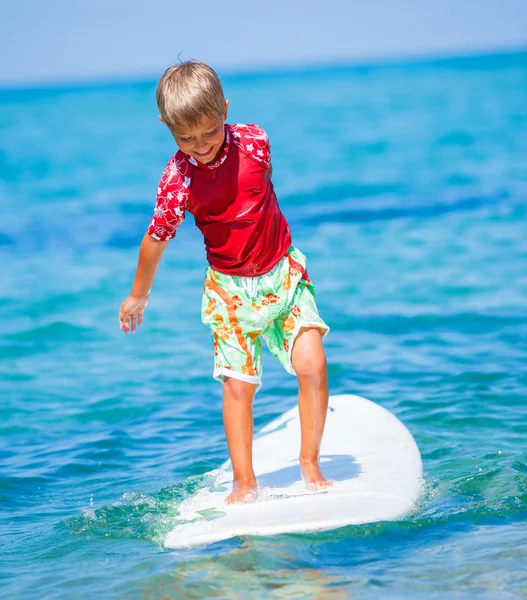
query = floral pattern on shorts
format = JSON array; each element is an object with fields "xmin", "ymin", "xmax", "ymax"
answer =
[{"xmin": 201, "ymin": 246, "xmax": 329, "ymax": 390}]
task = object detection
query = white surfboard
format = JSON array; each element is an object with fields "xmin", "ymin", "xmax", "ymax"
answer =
[{"xmin": 164, "ymin": 394, "xmax": 423, "ymax": 550}]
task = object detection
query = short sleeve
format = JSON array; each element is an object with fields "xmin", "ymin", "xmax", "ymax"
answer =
[
  {"xmin": 230, "ymin": 124, "xmax": 271, "ymax": 169},
  {"xmin": 147, "ymin": 154, "xmax": 191, "ymax": 242}
]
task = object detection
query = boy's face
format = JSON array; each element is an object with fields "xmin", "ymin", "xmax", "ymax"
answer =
[{"xmin": 162, "ymin": 101, "xmax": 229, "ymax": 164}]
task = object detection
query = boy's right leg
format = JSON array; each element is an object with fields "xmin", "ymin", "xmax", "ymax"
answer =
[
  {"xmin": 223, "ymin": 377, "xmax": 258, "ymax": 504},
  {"xmin": 201, "ymin": 267, "xmax": 265, "ymax": 503}
]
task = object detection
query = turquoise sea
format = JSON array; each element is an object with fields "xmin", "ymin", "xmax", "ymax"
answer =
[{"xmin": 1, "ymin": 51, "xmax": 526, "ymax": 598}]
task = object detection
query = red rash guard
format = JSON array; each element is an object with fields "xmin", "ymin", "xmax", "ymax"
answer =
[{"xmin": 147, "ymin": 124, "xmax": 292, "ymax": 277}]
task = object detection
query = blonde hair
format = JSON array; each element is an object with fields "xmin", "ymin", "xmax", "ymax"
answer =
[{"xmin": 156, "ymin": 60, "xmax": 225, "ymax": 129}]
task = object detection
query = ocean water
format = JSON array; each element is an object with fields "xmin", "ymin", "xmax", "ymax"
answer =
[{"xmin": 1, "ymin": 51, "xmax": 526, "ymax": 599}]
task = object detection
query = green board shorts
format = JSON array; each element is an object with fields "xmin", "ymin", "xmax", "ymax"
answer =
[{"xmin": 201, "ymin": 246, "xmax": 329, "ymax": 391}]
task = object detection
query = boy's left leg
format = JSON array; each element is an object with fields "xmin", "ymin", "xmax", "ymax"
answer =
[{"xmin": 292, "ymin": 327, "xmax": 333, "ymax": 490}]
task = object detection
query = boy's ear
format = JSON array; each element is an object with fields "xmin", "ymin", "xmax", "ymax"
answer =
[
  {"xmin": 158, "ymin": 115, "xmax": 167, "ymax": 125},
  {"xmin": 224, "ymin": 100, "xmax": 230, "ymax": 120}
]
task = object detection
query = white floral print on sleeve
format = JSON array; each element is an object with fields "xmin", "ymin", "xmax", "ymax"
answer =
[
  {"xmin": 230, "ymin": 124, "xmax": 271, "ymax": 169},
  {"xmin": 147, "ymin": 153, "xmax": 192, "ymax": 241}
]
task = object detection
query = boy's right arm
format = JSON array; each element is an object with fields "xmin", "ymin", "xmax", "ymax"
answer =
[{"xmin": 119, "ymin": 233, "xmax": 168, "ymax": 334}]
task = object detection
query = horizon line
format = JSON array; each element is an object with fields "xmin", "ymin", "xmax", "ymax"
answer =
[{"xmin": 1, "ymin": 45, "xmax": 525, "ymax": 94}]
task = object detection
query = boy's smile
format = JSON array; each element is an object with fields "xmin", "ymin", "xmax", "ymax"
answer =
[{"xmin": 162, "ymin": 101, "xmax": 229, "ymax": 165}]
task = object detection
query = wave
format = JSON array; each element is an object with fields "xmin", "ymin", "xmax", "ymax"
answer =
[
  {"xmin": 67, "ymin": 473, "xmax": 216, "ymax": 546},
  {"xmin": 285, "ymin": 190, "xmax": 510, "ymax": 227},
  {"xmin": 327, "ymin": 312, "xmax": 526, "ymax": 336}
]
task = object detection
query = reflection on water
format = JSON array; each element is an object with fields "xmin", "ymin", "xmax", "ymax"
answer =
[{"xmin": 133, "ymin": 540, "xmax": 352, "ymax": 600}]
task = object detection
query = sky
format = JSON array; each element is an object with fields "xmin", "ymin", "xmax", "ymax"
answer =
[{"xmin": 1, "ymin": 0, "xmax": 526, "ymax": 87}]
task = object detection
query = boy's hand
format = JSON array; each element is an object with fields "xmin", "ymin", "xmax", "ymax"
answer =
[{"xmin": 119, "ymin": 295, "xmax": 148, "ymax": 334}]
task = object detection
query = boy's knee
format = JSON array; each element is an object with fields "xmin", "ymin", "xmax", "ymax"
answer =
[
  {"xmin": 223, "ymin": 376, "xmax": 257, "ymax": 402},
  {"xmin": 295, "ymin": 355, "xmax": 327, "ymax": 383}
]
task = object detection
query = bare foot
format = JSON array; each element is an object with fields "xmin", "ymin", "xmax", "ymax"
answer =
[
  {"xmin": 300, "ymin": 458, "xmax": 334, "ymax": 491},
  {"xmin": 225, "ymin": 478, "xmax": 258, "ymax": 504}
]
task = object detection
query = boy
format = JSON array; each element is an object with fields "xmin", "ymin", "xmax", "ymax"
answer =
[{"xmin": 119, "ymin": 61, "xmax": 332, "ymax": 503}]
